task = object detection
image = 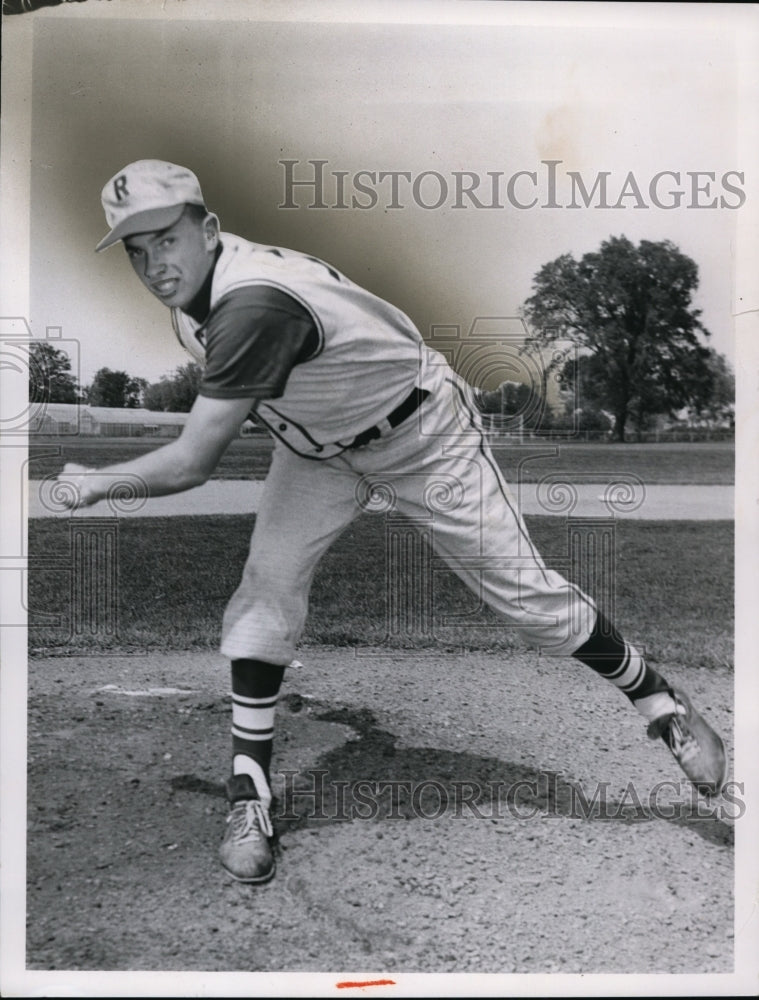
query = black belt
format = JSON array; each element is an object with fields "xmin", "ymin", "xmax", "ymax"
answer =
[{"xmin": 347, "ymin": 387, "xmax": 430, "ymax": 449}]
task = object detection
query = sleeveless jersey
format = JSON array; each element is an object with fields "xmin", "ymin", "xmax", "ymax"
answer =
[{"xmin": 171, "ymin": 233, "xmax": 444, "ymax": 457}]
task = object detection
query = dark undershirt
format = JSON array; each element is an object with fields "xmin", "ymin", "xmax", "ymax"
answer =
[{"xmin": 184, "ymin": 247, "xmax": 320, "ymax": 400}]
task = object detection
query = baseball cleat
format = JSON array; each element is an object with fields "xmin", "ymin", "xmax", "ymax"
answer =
[
  {"xmin": 219, "ymin": 774, "xmax": 275, "ymax": 884},
  {"xmin": 647, "ymin": 688, "xmax": 727, "ymax": 796}
]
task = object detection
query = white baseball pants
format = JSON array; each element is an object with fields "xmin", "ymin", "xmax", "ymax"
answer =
[{"xmin": 220, "ymin": 374, "xmax": 597, "ymax": 664}]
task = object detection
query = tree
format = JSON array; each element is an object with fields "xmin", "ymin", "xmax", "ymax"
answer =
[
  {"xmin": 553, "ymin": 355, "xmax": 616, "ymax": 435},
  {"xmin": 27, "ymin": 341, "xmax": 81, "ymax": 404},
  {"xmin": 474, "ymin": 379, "xmax": 552, "ymax": 434},
  {"xmin": 143, "ymin": 362, "xmax": 203, "ymax": 412},
  {"xmin": 85, "ymin": 368, "xmax": 147, "ymax": 408},
  {"xmin": 475, "ymin": 380, "xmax": 533, "ymax": 416},
  {"xmin": 522, "ymin": 236, "xmax": 713, "ymax": 441},
  {"xmin": 142, "ymin": 380, "xmax": 172, "ymax": 412},
  {"xmin": 686, "ymin": 348, "xmax": 734, "ymax": 427}
]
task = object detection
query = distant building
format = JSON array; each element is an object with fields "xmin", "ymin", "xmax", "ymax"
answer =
[
  {"xmin": 29, "ymin": 403, "xmax": 187, "ymax": 437},
  {"xmin": 30, "ymin": 403, "xmax": 262, "ymax": 438}
]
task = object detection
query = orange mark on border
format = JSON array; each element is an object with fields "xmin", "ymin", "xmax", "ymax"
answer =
[{"xmin": 335, "ymin": 979, "xmax": 396, "ymax": 989}]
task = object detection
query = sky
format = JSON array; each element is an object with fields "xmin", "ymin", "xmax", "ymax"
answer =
[{"xmin": 16, "ymin": 2, "xmax": 749, "ymax": 389}]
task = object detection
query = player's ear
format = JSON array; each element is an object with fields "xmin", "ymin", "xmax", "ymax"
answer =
[{"xmin": 203, "ymin": 212, "xmax": 220, "ymax": 250}]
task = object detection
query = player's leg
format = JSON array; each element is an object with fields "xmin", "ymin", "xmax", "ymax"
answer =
[
  {"xmin": 374, "ymin": 375, "xmax": 598, "ymax": 652},
  {"xmin": 219, "ymin": 657, "xmax": 285, "ymax": 883},
  {"xmin": 219, "ymin": 447, "xmax": 361, "ymax": 882},
  {"xmin": 222, "ymin": 447, "xmax": 361, "ymax": 666},
  {"xmin": 569, "ymin": 612, "xmax": 726, "ymax": 794},
  {"xmin": 385, "ymin": 375, "xmax": 726, "ymax": 793}
]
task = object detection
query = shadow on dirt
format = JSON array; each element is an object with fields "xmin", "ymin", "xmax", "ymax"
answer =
[{"xmin": 170, "ymin": 694, "xmax": 733, "ymax": 849}]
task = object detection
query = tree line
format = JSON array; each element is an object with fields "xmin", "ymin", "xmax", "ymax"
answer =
[
  {"xmin": 28, "ymin": 235, "xmax": 735, "ymax": 441},
  {"xmin": 28, "ymin": 348, "xmax": 203, "ymax": 413}
]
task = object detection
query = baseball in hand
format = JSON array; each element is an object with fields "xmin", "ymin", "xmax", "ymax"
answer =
[{"xmin": 57, "ymin": 462, "xmax": 96, "ymax": 509}]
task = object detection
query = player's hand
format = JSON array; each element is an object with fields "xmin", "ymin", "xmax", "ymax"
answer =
[{"xmin": 56, "ymin": 463, "xmax": 98, "ymax": 510}]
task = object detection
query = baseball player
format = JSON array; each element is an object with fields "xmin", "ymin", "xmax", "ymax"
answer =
[{"xmin": 59, "ymin": 160, "xmax": 727, "ymax": 884}]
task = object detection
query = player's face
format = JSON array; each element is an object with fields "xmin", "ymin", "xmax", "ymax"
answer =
[{"xmin": 123, "ymin": 209, "xmax": 219, "ymax": 311}]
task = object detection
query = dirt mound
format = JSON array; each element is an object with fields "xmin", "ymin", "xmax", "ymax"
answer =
[{"xmin": 24, "ymin": 647, "xmax": 734, "ymax": 976}]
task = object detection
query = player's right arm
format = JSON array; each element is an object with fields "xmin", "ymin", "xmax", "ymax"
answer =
[
  {"xmin": 58, "ymin": 393, "xmax": 259, "ymax": 508},
  {"xmin": 57, "ymin": 286, "xmax": 318, "ymax": 509}
]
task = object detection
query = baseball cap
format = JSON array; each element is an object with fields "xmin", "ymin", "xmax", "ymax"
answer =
[{"xmin": 96, "ymin": 159, "xmax": 206, "ymax": 252}]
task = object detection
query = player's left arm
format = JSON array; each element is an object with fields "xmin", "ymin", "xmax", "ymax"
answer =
[{"xmin": 57, "ymin": 393, "xmax": 256, "ymax": 509}]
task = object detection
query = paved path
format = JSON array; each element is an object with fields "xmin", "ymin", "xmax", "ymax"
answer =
[{"xmin": 28, "ymin": 479, "xmax": 734, "ymax": 520}]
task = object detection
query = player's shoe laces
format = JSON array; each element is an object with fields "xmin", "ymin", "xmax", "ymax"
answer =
[
  {"xmin": 219, "ymin": 774, "xmax": 275, "ymax": 884},
  {"xmin": 647, "ymin": 688, "xmax": 727, "ymax": 796}
]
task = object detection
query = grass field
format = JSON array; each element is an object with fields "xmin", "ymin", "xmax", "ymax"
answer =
[
  {"xmin": 28, "ymin": 513, "xmax": 733, "ymax": 670},
  {"xmin": 28, "ymin": 437, "xmax": 734, "ymax": 667},
  {"xmin": 28, "ymin": 436, "xmax": 735, "ymax": 485}
]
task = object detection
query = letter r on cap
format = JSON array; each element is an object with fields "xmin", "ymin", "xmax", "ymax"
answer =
[{"xmin": 113, "ymin": 175, "xmax": 129, "ymax": 201}]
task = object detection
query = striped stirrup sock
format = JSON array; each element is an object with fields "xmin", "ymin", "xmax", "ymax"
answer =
[
  {"xmin": 230, "ymin": 658, "xmax": 286, "ymax": 805},
  {"xmin": 572, "ymin": 612, "xmax": 676, "ymax": 722}
]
